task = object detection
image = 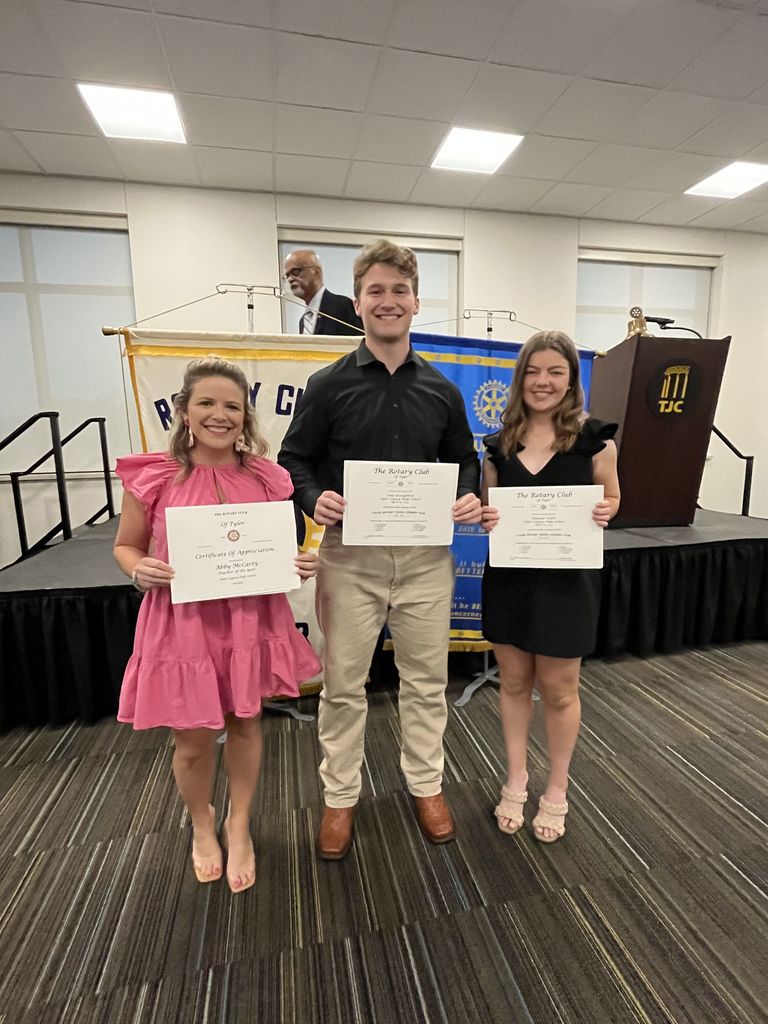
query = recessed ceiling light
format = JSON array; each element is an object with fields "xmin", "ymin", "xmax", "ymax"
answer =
[
  {"xmin": 431, "ymin": 127, "xmax": 524, "ymax": 174},
  {"xmin": 77, "ymin": 84, "xmax": 186, "ymax": 144},
  {"xmin": 685, "ymin": 161, "xmax": 768, "ymax": 199}
]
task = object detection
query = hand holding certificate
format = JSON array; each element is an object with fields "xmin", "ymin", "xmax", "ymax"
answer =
[
  {"xmin": 166, "ymin": 501, "xmax": 301, "ymax": 604},
  {"xmin": 488, "ymin": 484, "xmax": 604, "ymax": 569},
  {"xmin": 342, "ymin": 460, "xmax": 459, "ymax": 546}
]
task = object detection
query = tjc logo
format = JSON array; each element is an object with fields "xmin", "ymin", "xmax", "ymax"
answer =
[
  {"xmin": 647, "ymin": 363, "xmax": 698, "ymax": 418},
  {"xmin": 657, "ymin": 365, "xmax": 690, "ymax": 414}
]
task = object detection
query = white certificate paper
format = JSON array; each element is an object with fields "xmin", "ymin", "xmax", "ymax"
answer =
[
  {"xmin": 488, "ymin": 485, "xmax": 604, "ymax": 569},
  {"xmin": 342, "ymin": 460, "xmax": 459, "ymax": 546},
  {"xmin": 166, "ymin": 502, "xmax": 300, "ymax": 604}
]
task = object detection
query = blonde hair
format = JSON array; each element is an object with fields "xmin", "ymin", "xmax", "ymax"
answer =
[
  {"xmin": 352, "ymin": 239, "xmax": 419, "ymax": 298},
  {"xmin": 168, "ymin": 357, "xmax": 268, "ymax": 475},
  {"xmin": 497, "ymin": 331, "xmax": 584, "ymax": 457}
]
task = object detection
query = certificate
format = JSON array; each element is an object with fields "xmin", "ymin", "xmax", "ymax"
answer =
[
  {"xmin": 488, "ymin": 485, "xmax": 604, "ymax": 569},
  {"xmin": 166, "ymin": 502, "xmax": 300, "ymax": 604},
  {"xmin": 342, "ymin": 460, "xmax": 459, "ymax": 546}
]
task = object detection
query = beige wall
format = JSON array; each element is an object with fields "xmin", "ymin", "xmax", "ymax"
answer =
[{"xmin": 0, "ymin": 171, "xmax": 765, "ymax": 565}]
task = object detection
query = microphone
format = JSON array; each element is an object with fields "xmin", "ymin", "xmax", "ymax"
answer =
[{"xmin": 645, "ymin": 316, "xmax": 675, "ymax": 327}]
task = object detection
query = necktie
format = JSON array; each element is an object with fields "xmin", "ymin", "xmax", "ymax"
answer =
[{"xmin": 300, "ymin": 309, "xmax": 315, "ymax": 335}]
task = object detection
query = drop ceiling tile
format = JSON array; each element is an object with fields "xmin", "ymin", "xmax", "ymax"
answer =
[
  {"xmin": 354, "ymin": 115, "xmax": 449, "ymax": 166},
  {"xmin": 750, "ymin": 82, "xmax": 768, "ymax": 104},
  {"xmin": 688, "ymin": 199, "xmax": 768, "ymax": 228},
  {"xmin": 72, "ymin": 0, "xmax": 151, "ymax": 7},
  {"xmin": 387, "ymin": 0, "xmax": 513, "ymax": 60},
  {"xmin": 583, "ymin": 189, "xmax": 673, "ymax": 221},
  {"xmin": 408, "ymin": 168, "xmax": 487, "ymax": 206},
  {"xmin": 0, "ymin": 0, "xmax": 68, "ymax": 76},
  {"xmin": 275, "ymin": 35, "xmax": 379, "ymax": 112},
  {"xmin": 367, "ymin": 50, "xmax": 480, "ymax": 121},
  {"xmin": 13, "ymin": 130, "xmax": 124, "ymax": 177},
  {"xmin": 275, "ymin": 154, "xmax": 349, "ymax": 195},
  {"xmin": 677, "ymin": 103, "xmax": 768, "ymax": 158},
  {"xmin": 471, "ymin": 175, "xmax": 555, "ymax": 211},
  {"xmin": 179, "ymin": 95, "xmax": 273, "ymax": 151},
  {"xmin": 636, "ymin": 194, "xmax": 724, "ymax": 225},
  {"xmin": 534, "ymin": 79, "xmax": 657, "ymax": 141},
  {"xmin": 154, "ymin": 0, "xmax": 272, "ymax": 27},
  {"xmin": 276, "ymin": 0, "xmax": 395, "ymax": 44},
  {"xmin": 490, "ymin": 0, "xmax": 631, "ymax": 76},
  {"xmin": 530, "ymin": 182, "xmax": 613, "ymax": 215},
  {"xmin": 670, "ymin": 14, "xmax": 768, "ymax": 99},
  {"xmin": 110, "ymin": 139, "xmax": 200, "ymax": 184},
  {"xmin": 736, "ymin": 211, "xmax": 768, "ymax": 233},
  {"xmin": 34, "ymin": 0, "xmax": 171, "ymax": 89},
  {"xmin": 499, "ymin": 135, "xmax": 595, "ymax": 179},
  {"xmin": 610, "ymin": 92, "xmax": 733, "ymax": 149},
  {"xmin": 566, "ymin": 144, "xmax": 661, "ymax": 187},
  {"xmin": 0, "ymin": 129, "xmax": 44, "ymax": 173},
  {"xmin": 275, "ymin": 106, "xmax": 363, "ymax": 159},
  {"xmin": 627, "ymin": 151, "xmax": 726, "ymax": 192},
  {"xmin": 0, "ymin": 75, "xmax": 97, "ymax": 136},
  {"xmin": 584, "ymin": 0, "xmax": 740, "ymax": 89},
  {"xmin": 455, "ymin": 65, "xmax": 571, "ymax": 134},
  {"xmin": 194, "ymin": 146, "xmax": 273, "ymax": 190},
  {"xmin": 344, "ymin": 161, "xmax": 421, "ymax": 202},
  {"xmin": 159, "ymin": 16, "xmax": 272, "ymax": 100}
]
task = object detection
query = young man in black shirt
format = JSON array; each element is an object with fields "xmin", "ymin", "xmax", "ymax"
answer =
[{"xmin": 279, "ymin": 240, "xmax": 480, "ymax": 859}]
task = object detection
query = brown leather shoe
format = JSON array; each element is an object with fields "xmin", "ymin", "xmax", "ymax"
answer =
[
  {"xmin": 413, "ymin": 793, "xmax": 455, "ymax": 844},
  {"xmin": 317, "ymin": 805, "xmax": 355, "ymax": 860}
]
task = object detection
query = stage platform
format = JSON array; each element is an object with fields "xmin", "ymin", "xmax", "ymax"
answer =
[{"xmin": 1, "ymin": 510, "xmax": 767, "ymax": 730}]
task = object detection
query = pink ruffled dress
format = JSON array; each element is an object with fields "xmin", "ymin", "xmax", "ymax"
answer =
[{"xmin": 116, "ymin": 452, "xmax": 321, "ymax": 730}]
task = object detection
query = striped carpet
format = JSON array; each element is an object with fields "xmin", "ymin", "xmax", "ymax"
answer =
[{"xmin": 0, "ymin": 643, "xmax": 766, "ymax": 1023}]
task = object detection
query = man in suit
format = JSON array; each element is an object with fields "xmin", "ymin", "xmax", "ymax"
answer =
[{"xmin": 283, "ymin": 249, "xmax": 363, "ymax": 336}]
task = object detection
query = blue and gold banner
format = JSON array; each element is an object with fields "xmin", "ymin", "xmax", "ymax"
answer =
[{"xmin": 411, "ymin": 332, "xmax": 595, "ymax": 650}]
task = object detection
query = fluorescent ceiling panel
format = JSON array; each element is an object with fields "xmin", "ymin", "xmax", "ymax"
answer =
[
  {"xmin": 685, "ymin": 160, "xmax": 768, "ymax": 199},
  {"xmin": 77, "ymin": 84, "xmax": 186, "ymax": 143},
  {"xmin": 431, "ymin": 126, "xmax": 524, "ymax": 174}
]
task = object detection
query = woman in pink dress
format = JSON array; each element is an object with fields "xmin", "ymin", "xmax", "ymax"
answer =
[{"xmin": 113, "ymin": 357, "xmax": 321, "ymax": 893}]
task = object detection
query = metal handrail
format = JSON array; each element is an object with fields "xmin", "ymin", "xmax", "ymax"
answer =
[
  {"xmin": 0, "ymin": 413, "xmax": 114, "ymax": 561},
  {"xmin": 711, "ymin": 425, "xmax": 754, "ymax": 517}
]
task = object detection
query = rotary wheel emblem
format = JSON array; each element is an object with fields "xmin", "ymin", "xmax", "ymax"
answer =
[{"xmin": 473, "ymin": 379, "xmax": 509, "ymax": 429}]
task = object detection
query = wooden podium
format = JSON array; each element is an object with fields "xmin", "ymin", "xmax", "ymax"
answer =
[{"xmin": 588, "ymin": 332, "xmax": 730, "ymax": 527}]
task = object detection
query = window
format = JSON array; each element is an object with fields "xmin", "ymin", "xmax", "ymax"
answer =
[
  {"xmin": 277, "ymin": 240, "xmax": 459, "ymax": 337},
  {"xmin": 0, "ymin": 226, "xmax": 137, "ymax": 472},
  {"xmin": 575, "ymin": 257, "xmax": 713, "ymax": 351}
]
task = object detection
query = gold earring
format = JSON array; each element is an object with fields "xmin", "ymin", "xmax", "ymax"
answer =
[
  {"xmin": 187, "ymin": 426, "xmax": 195, "ymax": 448},
  {"xmin": 235, "ymin": 433, "xmax": 247, "ymax": 453}
]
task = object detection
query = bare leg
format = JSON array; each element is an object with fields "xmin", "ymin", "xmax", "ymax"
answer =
[
  {"xmin": 493, "ymin": 644, "xmax": 536, "ymax": 828},
  {"xmin": 221, "ymin": 713, "xmax": 262, "ymax": 892},
  {"xmin": 535, "ymin": 654, "xmax": 582, "ymax": 839},
  {"xmin": 172, "ymin": 728, "xmax": 222, "ymax": 881}
]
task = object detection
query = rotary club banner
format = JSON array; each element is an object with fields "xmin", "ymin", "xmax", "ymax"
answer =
[{"xmin": 121, "ymin": 328, "xmax": 594, "ymax": 657}]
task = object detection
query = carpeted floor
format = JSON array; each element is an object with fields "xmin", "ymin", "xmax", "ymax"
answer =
[{"xmin": 0, "ymin": 643, "xmax": 766, "ymax": 1024}]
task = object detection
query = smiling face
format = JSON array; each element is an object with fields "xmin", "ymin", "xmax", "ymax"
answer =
[
  {"xmin": 184, "ymin": 375, "xmax": 245, "ymax": 457},
  {"xmin": 521, "ymin": 347, "xmax": 571, "ymax": 416},
  {"xmin": 354, "ymin": 262, "xmax": 420, "ymax": 346}
]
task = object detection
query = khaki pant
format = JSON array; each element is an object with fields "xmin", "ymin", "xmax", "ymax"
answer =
[{"xmin": 316, "ymin": 528, "xmax": 455, "ymax": 807}]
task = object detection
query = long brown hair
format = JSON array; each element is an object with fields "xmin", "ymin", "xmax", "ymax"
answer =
[
  {"xmin": 168, "ymin": 357, "xmax": 268, "ymax": 475},
  {"xmin": 497, "ymin": 331, "xmax": 584, "ymax": 457}
]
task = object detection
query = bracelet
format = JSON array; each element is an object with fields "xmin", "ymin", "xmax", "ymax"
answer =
[{"xmin": 131, "ymin": 567, "xmax": 147, "ymax": 593}]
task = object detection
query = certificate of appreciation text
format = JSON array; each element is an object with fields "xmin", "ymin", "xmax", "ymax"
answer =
[
  {"xmin": 166, "ymin": 502, "xmax": 300, "ymax": 604},
  {"xmin": 488, "ymin": 485, "xmax": 604, "ymax": 569},
  {"xmin": 342, "ymin": 461, "xmax": 459, "ymax": 546}
]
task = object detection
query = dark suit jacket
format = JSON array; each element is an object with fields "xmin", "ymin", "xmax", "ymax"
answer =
[{"xmin": 302, "ymin": 289, "xmax": 363, "ymax": 336}]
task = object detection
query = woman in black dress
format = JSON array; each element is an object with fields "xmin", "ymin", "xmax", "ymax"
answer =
[{"xmin": 481, "ymin": 331, "xmax": 620, "ymax": 842}]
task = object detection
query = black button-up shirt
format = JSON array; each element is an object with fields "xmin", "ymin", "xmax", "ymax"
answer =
[{"xmin": 278, "ymin": 341, "xmax": 480, "ymax": 519}]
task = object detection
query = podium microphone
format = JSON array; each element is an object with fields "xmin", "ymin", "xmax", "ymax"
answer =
[{"xmin": 645, "ymin": 315, "xmax": 675, "ymax": 327}]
